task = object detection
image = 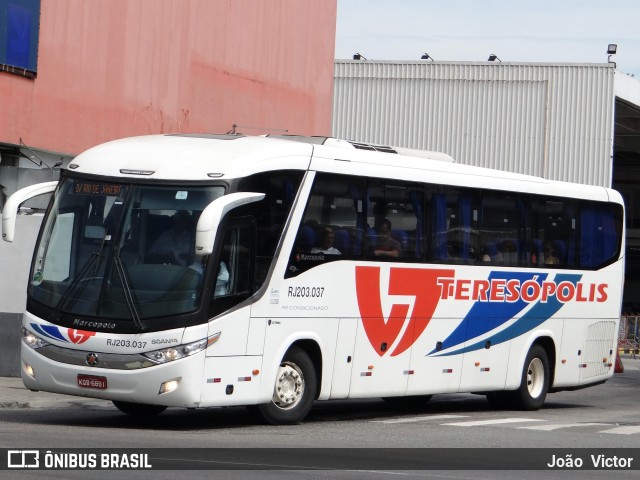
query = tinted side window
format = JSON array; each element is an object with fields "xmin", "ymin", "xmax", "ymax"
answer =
[
  {"xmin": 430, "ymin": 187, "xmax": 479, "ymax": 262},
  {"xmin": 237, "ymin": 170, "xmax": 304, "ymax": 285},
  {"xmin": 209, "ymin": 220, "xmax": 254, "ymax": 317},
  {"xmin": 287, "ymin": 173, "xmax": 364, "ymax": 278},
  {"xmin": 531, "ymin": 196, "xmax": 577, "ymax": 267},
  {"xmin": 579, "ymin": 201, "xmax": 622, "ymax": 268},
  {"xmin": 366, "ymin": 181, "xmax": 424, "ymax": 262},
  {"xmin": 478, "ymin": 192, "xmax": 528, "ymax": 266}
]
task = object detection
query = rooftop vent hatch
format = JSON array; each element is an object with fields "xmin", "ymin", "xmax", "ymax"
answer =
[{"xmin": 349, "ymin": 142, "xmax": 398, "ymax": 154}]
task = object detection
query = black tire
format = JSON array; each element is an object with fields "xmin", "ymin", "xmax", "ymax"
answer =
[
  {"xmin": 509, "ymin": 344, "xmax": 550, "ymax": 410},
  {"xmin": 249, "ymin": 346, "xmax": 317, "ymax": 425},
  {"xmin": 112, "ymin": 400, "xmax": 167, "ymax": 417}
]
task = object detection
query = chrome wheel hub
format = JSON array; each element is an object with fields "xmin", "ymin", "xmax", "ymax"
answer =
[
  {"xmin": 526, "ymin": 357, "xmax": 544, "ymax": 398},
  {"xmin": 273, "ymin": 362, "xmax": 304, "ymax": 410}
]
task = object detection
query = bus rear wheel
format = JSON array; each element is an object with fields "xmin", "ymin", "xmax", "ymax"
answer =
[
  {"xmin": 513, "ymin": 344, "xmax": 550, "ymax": 410},
  {"xmin": 486, "ymin": 344, "xmax": 550, "ymax": 411},
  {"xmin": 112, "ymin": 400, "xmax": 167, "ymax": 417},
  {"xmin": 248, "ymin": 346, "xmax": 317, "ymax": 425}
]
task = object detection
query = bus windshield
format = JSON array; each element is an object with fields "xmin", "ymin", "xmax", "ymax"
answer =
[{"xmin": 28, "ymin": 177, "xmax": 224, "ymax": 325}]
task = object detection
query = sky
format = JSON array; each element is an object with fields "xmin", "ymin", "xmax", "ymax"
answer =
[{"xmin": 335, "ymin": 0, "xmax": 640, "ymax": 78}]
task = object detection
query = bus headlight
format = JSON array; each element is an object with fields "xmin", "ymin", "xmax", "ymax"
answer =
[
  {"xmin": 143, "ymin": 338, "xmax": 208, "ymax": 364},
  {"xmin": 22, "ymin": 327, "xmax": 50, "ymax": 350}
]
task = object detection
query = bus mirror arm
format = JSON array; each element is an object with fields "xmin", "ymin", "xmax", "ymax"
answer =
[
  {"xmin": 195, "ymin": 192, "xmax": 265, "ymax": 256},
  {"xmin": 2, "ymin": 181, "xmax": 58, "ymax": 242}
]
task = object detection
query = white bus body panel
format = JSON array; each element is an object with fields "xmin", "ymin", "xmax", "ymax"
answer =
[
  {"xmin": 206, "ymin": 307, "xmax": 251, "ymax": 357},
  {"xmin": 329, "ymin": 318, "xmax": 357, "ymax": 399},
  {"xmin": 348, "ymin": 318, "xmax": 410, "ymax": 398},
  {"xmin": 199, "ymin": 356, "xmax": 264, "ymax": 407}
]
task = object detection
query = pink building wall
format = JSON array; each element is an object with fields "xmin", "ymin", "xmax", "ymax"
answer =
[{"xmin": 1, "ymin": 0, "xmax": 337, "ymax": 155}]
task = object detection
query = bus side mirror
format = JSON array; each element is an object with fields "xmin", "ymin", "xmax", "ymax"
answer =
[
  {"xmin": 2, "ymin": 181, "xmax": 58, "ymax": 242},
  {"xmin": 195, "ymin": 192, "xmax": 265, "ymax": 256}
]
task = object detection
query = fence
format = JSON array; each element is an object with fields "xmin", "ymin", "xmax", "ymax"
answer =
[{"xmin": 619, "ymin": 314, "xmax": 640, "ymax": 357}]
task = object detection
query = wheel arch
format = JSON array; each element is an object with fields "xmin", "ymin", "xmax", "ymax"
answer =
[
  {"xmin": 532, "ymin": 336, "xmax": 556, "ymax": 390},
  {"xmin": 506, "ymin": 331, "xmax": 558, "ymax": 390}
]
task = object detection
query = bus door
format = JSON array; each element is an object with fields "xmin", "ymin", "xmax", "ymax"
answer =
[{"xmin": 201, "ymin": 217, "xmax": 262, "ymax": 405}]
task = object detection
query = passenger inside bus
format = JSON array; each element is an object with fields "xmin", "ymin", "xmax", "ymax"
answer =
[
  {"xmin": 544, "ymin": 242, "xmax": 560, "ymax": 265},
  {"xmin": 481, "ymin": 243, "xmax": 499, "ymax": 262},
  {"xmin": 500, "ymin": 239, "xmax": 518, "ymax": 264},
  {"xmin": 373, "ymin": 218, "xmax": 402, "ymax": 258},
  {"xmin": 311, "ymin": 227, "xmax": 341, "ymax": 255},
  {"xmin": 215, "ymin": 261, "xmax": 230, "ymax": 296},
  {"xmin": 148, "ymin": 210, "xmax": 193, "ymax": 265}
]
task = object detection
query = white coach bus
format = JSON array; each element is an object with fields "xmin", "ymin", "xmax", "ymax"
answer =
[{"xmin": 2, "ymin": 134, "xmax": 625, "ymax": 424}]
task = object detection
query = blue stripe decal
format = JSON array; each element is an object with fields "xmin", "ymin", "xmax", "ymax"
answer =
[
  {"xmin": 431, "ymin": 273, "xmax": 582, "ymax": 356},
  {"xmin": 31, "ymin": 323, "xmax": 67, "ymax": 342},
  {"xmin": 427, "ymin": 271, "xmax": 546, "ymax": 355}
]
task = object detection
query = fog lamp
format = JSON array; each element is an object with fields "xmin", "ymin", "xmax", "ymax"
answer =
[
  {"xmin": 159, "ymin": 378, "xmax": 181, "ymax": 395},
  {"xmin": 23, "ymin": 362, "xmax": 35, "ymax": 379}
]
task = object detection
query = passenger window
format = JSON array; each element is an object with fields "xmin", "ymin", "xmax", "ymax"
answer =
[
  {"xmin": 286, "ymin": 174, "xmax": 364, "ymax": 278},
  {"xmin": 579, "ymin": 202, "xmax": 621, "ymax": 268},
  {"xmin": 237, "ymin": 170, "xmax": 303, "ymax": 286},
  {"xmin": 430, "ymin": 188, "xmax": 478, "ymax": 262},
  {"xmin": 479, "ymin": 192, "xmax": 526, "ymax": 266},
  {"xmin": 531, "ymin": 197, "xmax": 577, "ymax": 267},
  {"xmin": 366, "ymin": 181, "xmax": 423, "ymax": 262},
  {"xmin": 209, "ymin": 220, "xmax": 254, "ymax": 316}
]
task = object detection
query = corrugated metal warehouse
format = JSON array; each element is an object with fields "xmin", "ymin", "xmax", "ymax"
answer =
[
  {"xmin": 332, "ymin": 59, "xmax": 640, "ymax": 311},
  {"xmin": 333, "ymin": 60, "xmax": 616, "ymax": 186}
]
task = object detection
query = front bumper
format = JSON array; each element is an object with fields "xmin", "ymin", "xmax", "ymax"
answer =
[{"xmin": 21, "ymin": 342, "xmax": 206, "ymax": 408}]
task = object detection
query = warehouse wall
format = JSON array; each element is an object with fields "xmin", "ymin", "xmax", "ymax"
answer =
[{"xmin": 333, "ymin": 61, "xmax": 615, "ymax": 186}]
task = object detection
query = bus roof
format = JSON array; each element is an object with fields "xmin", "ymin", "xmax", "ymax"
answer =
[
  {"xmin": 67, "ymin": 134, "xmax": 620, "ymax": 203},
  {"xmin": 68, "ymin": 134, "xmax": 314, "ymax": 181}
]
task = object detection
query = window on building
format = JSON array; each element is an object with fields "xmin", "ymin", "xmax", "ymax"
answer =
[{"xmin": 0, "ymin": 0, "xmax": 40, "ymax": 78}]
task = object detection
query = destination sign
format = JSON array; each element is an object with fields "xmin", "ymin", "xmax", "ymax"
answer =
[{"xmin": 73, "ymin": 181, "xmax": 123, "ymax": 196}]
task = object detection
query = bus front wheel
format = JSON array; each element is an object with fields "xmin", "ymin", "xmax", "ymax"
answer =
[{"xmin": 248, "ymin": 346, "xmax": 317, "ymax": 425}]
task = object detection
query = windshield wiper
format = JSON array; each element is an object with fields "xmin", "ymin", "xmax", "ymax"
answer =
[
  {"xmin": 49, "ymin": 227, "xmax": 111, "ymax": 322},
  {"xmin": 113, "ymin": 257, "xmax": 145, "ymax": 331},
  {"xmin": 49, "ymin": 251, "xmax": 102, "ymax": 322}
]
